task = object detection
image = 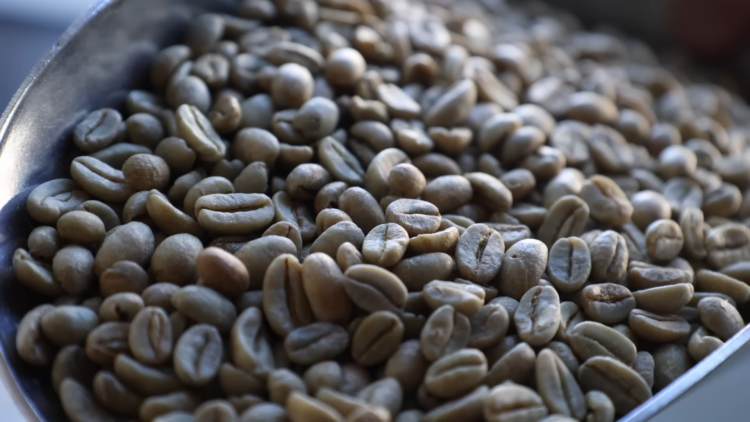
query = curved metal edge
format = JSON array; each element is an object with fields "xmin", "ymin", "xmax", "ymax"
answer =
[
  {"xmin": 0, "ymin": 3, "xmax": 119, "ymax": 420},
  {"xmin": 619, "ymin": 323, "xmax": 750, "ymax": 422},
  {"xmin": 0, "ymin": 0, "xmax": 118, "ymax": 154}
]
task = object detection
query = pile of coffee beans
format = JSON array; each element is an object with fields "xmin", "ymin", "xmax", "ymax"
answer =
[{"xmin": 13, "ymin": 0, "xmax": 750, "ymax": 421}]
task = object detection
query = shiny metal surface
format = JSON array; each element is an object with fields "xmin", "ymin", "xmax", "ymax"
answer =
[
  {"xmin": 0, "ymin": 0, "xmax": 232, "ymax": 420},
  {"xmin": 0, "ymin": 0, "xmax": 748, "ymax": 421}
]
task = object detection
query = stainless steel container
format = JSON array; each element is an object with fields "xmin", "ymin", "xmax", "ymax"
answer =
[{"xmin": 1, "ymin": 0, "xmax": 749, "ymax": 420}]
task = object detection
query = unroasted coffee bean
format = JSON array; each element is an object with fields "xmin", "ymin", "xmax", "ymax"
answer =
[
  {"xmin": 172, "ymin": 285, "xmax": 237, "ymax": 332},
  {"xmin": 688, "ymin": 326, "xmax": 724, "ymax": 361},
  {"xmin": 499, "ymin": 239, "xmax": 548, "ymax": 300},
  {"xmin": 469, "ymin": 303, "xmax": 509, "ymax": 349},
  {"xmin": 589, "ymin": 231, "xmax": 629, "ymax": 284},
  {"xmin": 629, "ymin": 309, "xmax": 691, "ymax": 343},
  {"xmin": 174, "ymin": 324, "xmax": 223, "ymax": 387},
  {"xmin": 577, "ymin": 356, "xmax": 652, "ymax": 415},
  {"xmin": 423, "ymin": 280, "xmax": 485, "ymax": 316},
  {"xmin": 653, "ymin": 343, "xmax": 692, "ymax": 392},
  {"xmin": 86, "ymin": 322, "xmax": 131, "ymax": 366},
  {"xmin": 455, "ymin": 224, "xmax": 505, "ymax": 284},
  {"xmin": 361, "ymin": 223, "xmax": 409, "ymax": 267},
  {"xmin": 546, "ymin": 237, "xmax": 590, "ymax": 293},
  {"xmin": 538, "ymin": 195, "xmax": 589, "ymax": 247},
  {"xmin": 569, "ymin": 321, "xmax": 637, "ymax": 366},
  {"xmin": 422, "ymin": 175, "xmax": 473, "ymax": 213},
  {"xmin": 579, "ymin": 283, "xmax": 635, "ymax": 325},
  {"xmin": 344, "ymin": 264, "xmax": 407, "ymax": 315},
  {"xmin": 391, "ymin": 253, "xmax": 454, "ymax": 291},
  {"xmin": 695, "ymin": 269, "xmax": 750, "ymax": 303},
  {"xmin": 385, "ymin": 199, "xmax": 441, "ymax": 236},
  {"xmin": 644, "ymin": 219, "xmax": 684, "ymax": 262},
  {"xmin": 409, "ymin": 227, "xmax": 460, "ymax": 255},
  {"xmin": 285, "ymin": 323, "xmax": 349, "ymax": 365},
  {"xmin": 697, "ymin": 297, "xmax": 744, "ymax": 341},
  {"xmin": 424, "ymin": 348, "xmax": 487, "ymax": 399},
  {"xmin": 632, "ymin": 284, "xmax": 694, "ymax": 314},
  {"xmin": 515, "ymin": 286, "xmax": 561, "ymax": 346},
  {"xmin": 60, "ymin": 378, "xmax": 118, "ymax": 422},
  {"xmin": 580, "ymin": 176, "xmax": 633, "ymax": 226},
  {"xmin": 351, "ymin": 310, "xmax": 404, "ymax": 366},
  {"xmin": 585, "ymin": 391, "xmax": 615, "ymax": 422},
  {"xmin": 483, "ymin": 383, "xmax": 548, "ymax": 422},
  {"xmin": 129, "ymin": 307, "xmax": 172, "ymax": 365},
  {"xmin": 535, "ymin": 349, "xmax": 586, "ymax": 420},
  {"xmin": 302, "ymin": 253, "xmax": 353, "ymax": 325},
  {"xmin": 339, "ymin": 187, "xmax": 387, "ymax": 234},
  {"xmin": 230, "ymin": 307, "xmax": 274, "ymax": 380},
  {"xmin": 420, "ymin": 305, "xmax": 471, "ymax": 362},
  {"xmin": 705, "ymin": 223, "xmax": 750, "ymax": 269}
]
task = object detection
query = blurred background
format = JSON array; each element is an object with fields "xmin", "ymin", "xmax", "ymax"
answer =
[{"xmin": 0, "ymin": 0, "xmax": 92, "ymax": 109}]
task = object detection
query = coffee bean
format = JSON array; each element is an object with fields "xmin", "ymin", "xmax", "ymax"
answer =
[
  {"xmin": 484, "ymin": 383, "xmax": 549, "ymax": 422},
  {"xmin": 580, "ymin": 283, "xmax": 635, "ymax": 325},
  {"xmin": 173, "ymin": 324, "xmax": 223, "ymax": 387},
  {"xmin": 546, "ymin": 237, "xmax": 591, "ymax": 293},
  {"xmin": 629, "ymin": 309, "xmax": 691, "ymax": 343},
  {"xmin": 538, "ymin": 195, "xmax": 589, "ymax": 247},
  {"xmin": 423, "ymin": 280, "xmax": 485, "ymax": 316},
  {"xmin": 514, "ymin": 286, "xmax": 561, "ymax": 346},
  {"xmin": 351, "ymin": 311, "xmax": 404, "ymax": 366},
  {"xmin": 499, "ymin": 239, "xmax": 548, "ymax": 300},
  {"xmin": 285, "ymin": 323, "xmax": 349, "ymax": 366},
  {"xmin": 455, "ymin": 224, "xmax": 505, "ymax": 284},
  {"xmin": 420, "ymin": 305, "xmax": 471, "ymax": 361},
  {"xmin": 536, "ymin": 349, "xmax": 586, "ymax": 420},
  {"xmin": 577, "ymin": 356, "xmax": 652, "ymax": 415},
  {"xmin": 129, "ymin": 307, "xmax": 173, "ymax": 365},
  {"xmin": 697, "ymin": 297, "xmax": 744, "ymax": 341},
  {"xmin": 569, "ymin": 321, "xmax": 637, "ymax": 365}
]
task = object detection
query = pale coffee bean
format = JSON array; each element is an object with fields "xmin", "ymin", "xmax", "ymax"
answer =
[
  {"xmin": 577, "ymin": 356, "xmax": 652, "ymax": 415},
  {"xmin": 455, "ymin": 224, "xmax": 505, "ymax": 285},
  {"xmin": 343, "ymin": 264, "xmax": 407, "ymax": 314},
  {"xmin": 420, "ymin": 305, "xmax": 471, "ymax": 361},
  {"xmin": 499, "ymin": 239, "xmax": 548, "ymax": 300},
  {"xmin": 536, "ymin": 349, "xmax": 586, "ymax": 420},
  {"xmin": 546, "ymin": 237, "xmax": 590, "ymax": 293},
  {"xmin": 362, "ymin": 223, "xmax": 409, "ymax": 267},
  {"xmin": 515, "ymin": 286, "xmax": 561, "ymax": 346},
  {"xmin": 579, "ymin": 283, "xmax": 635, "ymax": 325},
  {"xmin": 628, "ymin": 309, "xmax": 691, "ymax": 343},
  {"xmin": 129, "ymin": 307, "xmax": 173, "ymax": 365},
  {"xmin": 569, "ymin": 321, "xmax": 637, "ymax": 366},
  {"xmin": 423, "ymin": 280, "xmax": 485, "ymax": 315},
  {"xmin": 173, "ymin": 324, "xmax": 223, "ymax": 387},
  {"xmin": 483, "ymin": 383, "xmax": 549, "ymax": 422}
]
